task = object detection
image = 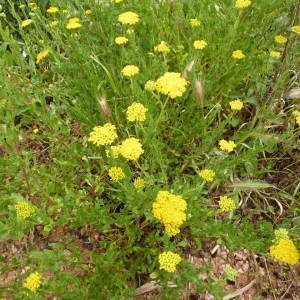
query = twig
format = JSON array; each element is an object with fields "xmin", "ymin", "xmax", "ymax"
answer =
[{"xmin": 223, "ymin": 279, "xmax": 256, "ymax": 300}]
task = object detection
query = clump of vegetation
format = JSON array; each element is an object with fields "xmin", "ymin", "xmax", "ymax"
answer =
[{"xmin": 0, "ymin": 0, "xmax": 299, "ymax": 299}]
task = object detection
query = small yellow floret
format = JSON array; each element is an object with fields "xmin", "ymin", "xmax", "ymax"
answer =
[
  {"xmin": 118, "ymin": 11, "xmax": 139, "ymax": 25},
  {"xmin": 108, "ymin": 166, "xmax": 125, "ymax": 181},
  {"xmin": 293, "ymin": 111, "xmax": 300, "ymax": 125},
  {"xmin": 158, "ymin": 251, "xmax": 181, "ymax": 273},
  {"xmin": 47, "ymin": 6, "xmax": 59, "ymax": 14},
  {"xmin": 189, "ymin": 18, "xmax": 201, "ymax": 27},
  {"xmin": 270, "ymin": 51, "xmax": 281, "ymax": 58},
  {"xmin": 193, "ymin": 40, "xmax": 207, "ymax": 50},
  {"xmin": 15, "ymin": 202, "xmax": 35, "ymax": 219},
  {"xmin": 126, "ymin": 103, "xmax": 148, "ymax": 122},
  {"xmin": 219, "ymin": 196, "xmax": 236, "ymax": 212},
  {"xmin": 219, "ymin": 140, "xmax": 236, "ymax": 152},
  {"xmin": 235, "ymin": 0, "xmax": 251, "ymax": 8},
  {"xmin": 23, "ymin": 272, "xmax": 42, "ymax": 293},
  {"xmin": 121, "ymin": 65, "xmax": 139, "ymax": 77},
  {"xmin": 232, "ymin": 50, "xmax": 245, "ymax": 59},
  {"xmin": 229, "ymin": 99, "xmax": 244, "ymax": 111},
  {"xmin": 198, "ymin": 169, "xmax": 215, "ymax": 182},
  {"xmin": 144, "ymin": 80, "xmax": 156, "ymax": 91},
  {"xmin": 21, "ymin": 19, "xmax": 33, "ymax": 28},
  {"xmin": 154, "ymin": 43, "xmax": 170, "ymax": 53},
  {"xmin": 36, "ymin": 50, "xmax": 50, "ymax": 64},
  {"xmin": 133, "ymin": 177, "xmax": 145, "ymax": 190},
  {"xmin": 120, "ymin": 138, "xmax": 144, "ymax": 161},
  {"xmin": 270, "ymin": 238, "xmax": 299, "ymax": 265},
  {"xmin": 291, "ymin": 25, "xmax": 300, "ymax": 34},
  {"xmin": 115, "ymin": 36, "xmax": 128, "ymax": 45},
  {"xmin": 88, "ymin": 123, "xmax": 118, "ymax": 146},
  {"xmin": 274, "ymin": 35, "xmax": 287, "ymax": 44}
]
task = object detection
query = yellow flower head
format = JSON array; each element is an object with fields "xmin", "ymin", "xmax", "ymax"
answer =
[
  {"xmin": 198, "ymin": 169, "xmax": 215, "ymax": 182},
  {"xmin": 154, "ymin": 43, "xmax": 170, "ymax": 53},
  {"xmin": 126, "ymin": 103, "xmax": 148, "ymax": 122},
  {"xmin": 219, "ymin": 196, "xmax": 236, "ymax": 212},
  {"xmin": 270, "ymin": 238, "xmax": 299, "ymax": 265},
  {"xmin": 274, "ymin": 35, "xmax": 287, "ymax": 44},
  {"xmin": 108, "ymin": 166, "xmax": 125, "ymax": 181},
  {"xmin": 21, "ymin": 19, "xmax": 33, "ymax": 28},
  {"xmin": 126, "ymin": 29, "xmax": 134, "ymax": 35},
  {"xmin": 115, "ymin": 36, "xmax": 128, "ymax": 45},
  {"xmin": 189, "ymin": 18, "xmax": 201, "ymax": 27},
  {"xmin": 115, "ymin": 0, "xmax": 123, "ymax": 3},
  {"xmin": 152, "ymin": 191, "xmax": 187, "ymax": 236},
  {"xmin": 193, "ymin": 40, "xmax": 207, "ymax": 50},
  {"xmin": 23, "ymin": 272, "xmax": 42, "ymax": 293},
  {"xmin": 120, "ymin": 138, "xmax": 144, "ymax": 160},
  {"xmin": 88, "ymin": 123, "xmax": 118, "ymax": 146},
  {"xmin": 229, "ymin": 99, "xmax": 244, "ymax": 111},
  {"xmin": 270, "ymin": 51, "xmax": 281, "ymax": 58},
  {"xmin": 158, "ymin": 251, "xmax": 181, "ymax": 273},
  {"xmin": 219, "ymin": 139, "xmax": 236, "ymax": 152},
  {"xmin": 133, "ymin": 177, "xmax": 145, "ymax": 190},
  {"xmin": 235, "ymin": 0, "xmax": 251, "ymax": 8},
  {"xmin": 121, "ymin": 65, "xmax": 139, "ymax": 77},
  {"xmin": 118, "ymin": 11, "xmax": 139, "ymax": 25},
  {"xmin": 66, "ymin": 22, "xmax": 81, "ymax": 29},
  {"xmin": 47, "ymin": 6, "xmax": 59, "ymax": 14},
  {"xmin": 155, "ymin": 72, "xmax": 188, "ymax": 99},
  {"xmin": 232, "ymin": 50, "xmax": 245, "ymax": 59},
  {"xmin": 50, "ymin": 21, "xmax": 59, "ymax": 27},
  {"xmin": 144, "ymin": 80, "xmax": 156, "ymax": 91},
  {"xmin": 36, "ymin": 50, "xmax": 50, "ymax": 64},
  {"xmin": 293, "ymin": 111, "xmax": 300, "ymax": 125},
  {"xmin": 15, "ymin": 201, "xmax": 35, "ymax": 219},
  {"xmin": 106, "ymin": 145, "xmax": 122, "ymax": 158},
  {"xmin": 85, "ymin": 9, "xmax": 92, "ymax": 15},
  {"xmin": 291, "ymin": 25, "xmax": 300, "ymax": 34}
]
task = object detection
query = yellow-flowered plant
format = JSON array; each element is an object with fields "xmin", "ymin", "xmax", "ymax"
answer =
[
  {"xmin": 154, "ymin": 43, "xmax": 170, "ymax": 53},
  {"xmin": 229, "ymin": 99, "xmax": 244, "ymax": 111},
  {"xmin": 23, "ymin": 272, "xmax": 42, "ymax": 293},
  {"xmin": 270, "ymin": 238, "xmax": 299, "ymax": 265},
  {"xmin": 50, "ymin": 21, "xmax": 59, "ymax": 27},
  {"xmin": 198, "ymin": 169, "xmax": 215, "ymax": 182},
  {"xmin": 121, "ymin": 65, "xmax": 139, "ymax": 77},
  {"xmin": 193, "ymin": 40, "xmax": 207, "ymax": 50},
  {"xmin": 126, "ymin": 103, "xmax": 148, "ymax": 122},
  {"xmin": 106, "ymin": 145, "xmax": 122, "ymax": 158},
  {"xmin": 85, "ymin": 9, "xmax": 92, "ymax": 15},
  {"xmin": 47, "ymin": 6, "xmax": 59, "ymax": 14},
  {"xmin": 36, "ymin": 50, "xmax": 50, "ymax": 64},
  {"xmin": 21, "ymin": 19, "xmax": 33, "ymax": 28},
  {"xmin": 144, "ymin": 80, "xmax": 156, "ymax": 91},
  {"xmin": 292, "ymin": 111, "xmax": 300, "ymax": 125},
  {"xmin": 189, "ymin": 18, "xmax": 201, "ymax": 27},
  {"xmin": 155, "ymin": 72, "xmax": 188, "ymax": 99},
  {"xmin": 118, "ymin": 12, "xmax": 139, "ymax": 25},
  {"xmin": 66, "ymin": 18, "xmax": 82, "ymax": 29},
  {"xmin": 235, "ymin": 0, "xmax": 251, "ymax": 9},
  {"xmin": 15, "ymin": 201, "xmax": 35, "ymax": 219},
  {"xmin": 108, "ymin": 166, "xmax": 125, "ymax": 181},
  {"xmin": 120, "ymin": 138, "xmax": 144, "ymax": 160},
  {"xmin": 219, "ymin": 140, "xmax": 236, "ymax": 152},
  {"xmin": 219, "ymin": 196, "xmax": 236, "ymax": 212},
  {"xmin": 291, "ymin": 25, "xmax": 300, "ymax": 34},
  {"xmin": 274, "ymin": 35, "xmax": 287, "ymax": 44},
  {"xmin": 232, "ymin": 50, "xmax": 245, "ymax": 59},
  {"xmin": 158, "ymin": 251, "xmax": 181, "ymax": 273},
  {"xmin": 152, "ymin": 191, "xmax": 187, "ymax": 236},
  {"xmin": 88, "ymin": 123, "xmax": 118, "ymax": 146},
  {"xmin": 270, "ymin": 51, "xmax": 281, "ymax": 58},
  {"xmin": 115, "ymin": 36, "xmax": 128, "ymax": 45},
  {"xmin": 133, "ymin": 177, "xmax": 145, "ymax": 190}
]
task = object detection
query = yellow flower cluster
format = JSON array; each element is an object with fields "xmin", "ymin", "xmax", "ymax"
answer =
[
  {"xmin": 219, "ymin": 196, "xmax": 236, "ymax": 212},
  {"xmin": 292, "ymin": 25, "xmax": 300, "ymax": 34},
  {"xmin": 158, "ymin": 251, "xmax": 181, "ymax": 273},
  {"xmin": 88, "ymin": 123, "xmax": 118, "ymax": 146},
  {"xmin": 274, "ymin": 228, "xmax": 289, "ymax": 240},
  {"xmin": 152, "ymin": 191, "xmax": 187, "ymax": 236},
  {"xmin": 126, "ymin": 103, "xmax": 148, "ymax": 122},
  {"xmin": 270, "ymin": 51, "xmax": 281, "ymax": 58},
  {"xmin": 229, "ymin": 99, "xmax": 244, "ymax": 111},
  {"xmin": 108, "ymin": 167, "xmax": 125, "ymax": 181},
  {"xmin": 120, "ymin": 138, "xmax": 144, "ymax": 160},
  {"xmin": 121, "ymin": 65, "xmax": 139, "ymax": 77},
  {"xmin": 189, "ymin": 18, "xmax": 201, "ymax": 27},
  {"xmin": 232, "ymin": 50, "xmax": 245, "ymax": 59},
  {"xmin": 144, "ymin": 80, "xmax": 156, "ymax": 91},
  {"xmin": 21, "ymin": 19, "xmax": 33, "ymax": 28},
  {"xmin": 36, "ymin": 50, "xmax": 50, "ymax": 64},
  {"xmin": 50, "ymin": 21, "xmax": 59, "ymax": 27},
  {"xmin": 106, "ymin": 145, "xmax": 122, "ymax": 158},
  {"xmin": 193, "ymin": 40, "xmax": 207, "ymax": 50},
  {"xmin": 66, "ymin": 17, "xmax": 81, "ymax": 29},
  {"xmin": 293, "ymin": 111, "xmax": 300, "ymax": 125},
  {"xmin": 15, "ymin": 201, "xmax": 35, "ymax": 219},
  {"xmin": 133, "ymin": 177, "xmax": 145, "ymax": 190},
  {"xmin": 23, "ymin": 272, "xmax": 42, "ymax": 293},
  {"xmin": 274, "ymin": 35, "xmax": 287, "ymax": 44},
  {"xmin": 235, "ymin": 0, "xmax": 251, "ymax": 9},
  {"xmin": 118, "ymin": 12, "xmax": 139, "ymax": 25},
  {"xmin": 115, "ymin": 36, "xmax": 128, "ymax": 45},
  {"xmin": 155, "ymin": 72, "xmax": 188, "ymax": 99},
  {"xmin": 154, "ymin": 43, "xmax": 170, "ymax": 53},
  {"xmin": 199, "ymin": 169, "xmax": 215, "ymax": 182},
  {"xmin": 219, "ymin": 139, "xmax": 236, "ymax": 152},
  {"xmin": 270, "ymin": 238, "xmax": 299, "ymax": 265},
  {"xmin": 47, "ymin": 6, "xmax": 59, "ymax": 14}
]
